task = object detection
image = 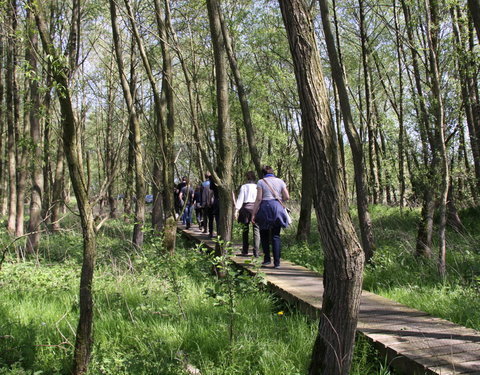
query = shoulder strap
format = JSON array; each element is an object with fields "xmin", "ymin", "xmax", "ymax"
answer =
[{"xmin": 262, "ymin": 178, "xmax": 286, "ymax": 209}]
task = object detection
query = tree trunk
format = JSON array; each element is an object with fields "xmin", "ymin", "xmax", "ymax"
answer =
[
  {"xmin": 278, "ymin": 1, "xmax": 365, "ymax": 374},
  {"xmin": 110, "ymin": 0, "xmax": 145, "ymax": 249},
  {"xmin": 26, "ymin": 9, "xmax": 44, "ymax": 253},
  {"xmin": 206, "ymin": 0, "xmax": 234, "ymax": 254},
  {"xmin": 467, "ymin": 0, "xmax": 480, "ymax": 43},
  {"xmin": 218, "ymin": 7, "xmax": 262, "ymax": 177},
  {"xmin": 31, "ymin": 1, "xmax": 97, "ymax": 373},
  {"xmin": 296, "ymin": 137, "xmax": 313, "ymax": 242},
  {"xmin": 154, "ymin": 0, "xmax": 177, "ymax": 253},
  {"xmin": 42, "ymin": 74, "xmax": 53, "ymax": 224},
  {"xmin": 51, "ymin": 139, "xmax": 65, "ymax": 232},
  {"xmin": 318, "ymin": 0, "xmax": 375, "ymax": 262},
  {"xmin": 401, "ymin": 0, "xmax": 437, "ymax": 256},
  {"xmin": 105, "ymin": 56, "xmax": 117, "ymax": 219},
  {"xmin": 6, "ymin": 0, "xmax": 18, "ymax": 235},
  {"xmin": 393, "ymin": 0, "xmax": 406, "ymax": 208},
  {"xmin": 0, "ymin": 33, "xmax": 5, "ymax": 217},
  {"xmin": 452, "ymin": 5, "xmax": 480, "ymax": 194},
  {"xmin": 425, "ymin": 0, "xmax": 449, "ymax": 279}
]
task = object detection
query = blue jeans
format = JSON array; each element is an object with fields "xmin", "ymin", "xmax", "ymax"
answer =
[
  {"xmin": 184, "ymin": 205, "xmax": 193, "ymax": 226},
  {"xmin": 260, "ymin": 226, "xmax": 281, "ymax": 266}
]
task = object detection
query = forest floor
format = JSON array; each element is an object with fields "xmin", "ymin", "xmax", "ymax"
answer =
[{"xmin": 0, "ymin": 204, "xmax": 478, "ymax": 374}]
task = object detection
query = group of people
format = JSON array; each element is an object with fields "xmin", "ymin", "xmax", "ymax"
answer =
[
  {"xmin": 175, "ymin": 172, "xmax": 218, "ymax": 237},
  {"xmin": 175, "ymin": 166, "xmax": 290, "ymax": 269}
]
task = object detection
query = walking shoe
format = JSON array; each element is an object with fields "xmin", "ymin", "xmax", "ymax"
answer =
[
  {"xmin": 261, "ymin": 261, "xmax": 271, "ymax": 266},
  {"xmin": 274, "ymin": 265, "xmax": 280, "ymax": 269}
]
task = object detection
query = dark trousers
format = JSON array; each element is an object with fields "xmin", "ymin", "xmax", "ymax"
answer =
[
  {"xmin": 201, "ymin": 207, "xmax": 209, "ymax": 232},
  {"xmin": 208, "ymin": 208, "xmax": 218, "ymax": 236},
  {"xmin": 242, "ymin": 222, "xmax": 260, "ymax": 256},
  {"xmin": 260, "ymin": 226, "xmax": 281, "ymax": 266}
]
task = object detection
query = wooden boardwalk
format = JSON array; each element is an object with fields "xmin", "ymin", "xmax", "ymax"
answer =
[{"xmin": 180, "ymin": 225, "xmax": 480, "ymax": 375}]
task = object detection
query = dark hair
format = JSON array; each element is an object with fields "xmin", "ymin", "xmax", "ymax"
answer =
[
  {"xmin": 246, "ymin": 171, "xmax": 256, "ymax": 182},
  {"xmin": 261, "ymin": 165, "xmax": 274, "ymax": 176}
]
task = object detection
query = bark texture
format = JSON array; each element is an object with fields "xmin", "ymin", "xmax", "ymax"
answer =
[
  {"xmin": 278, "ymin": 1, "xmax": 365, "ymax": 374},
  {"xmin": 32, "ymin": 1, "xmax": 97, "ymax": 373}
]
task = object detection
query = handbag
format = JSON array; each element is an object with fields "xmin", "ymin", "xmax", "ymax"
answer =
[{"xmin": 262, "ymin": 178, "xmax": 292, "ymax": 225}]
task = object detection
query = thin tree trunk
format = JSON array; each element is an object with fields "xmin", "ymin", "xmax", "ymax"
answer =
[
  {"xmin": 296, "ymin": 136, "xmax": 313, "ymax": 242},
  {"xmin": 393, "ymin": 0, "xmax": 406, "ymax": 208},
  {"xmin": 154, "ymin": 0, "xmax": 177, "ymax": 253},
  {"xmin": 425, "ymin": 0, "xmax": 449, "ymax": 279},
  {"xmin": 6, "ymin": 0, "xmax": 18, "ymax": 235},
  {"xmin": 0, "ymin": 33, "xmax": 5, "ymax": 217},
  {"xmin": 42, "ymin": 75, "xmax": 53, "ymax": 224},
  {"xmin": 105, "ymin": 55, "xmax": 117, "ymax": 219},
  {"xmin": 401, "ymin": 0, "xmax": 436, "ymax": 257},
  {"xmin": 318, "ymin": 0, "xmax": 375, "ymax": 262},
  {"xmin": 51, "ymin": 139, "xmax": 65, "ymax": 232},
  {"xmin": 218, "ymin": 7, "xmax": 262, "ymax": 177},
  {"xmin": 206, "ymin": 0, "xmax": 234, "ymax": 254},
  {"xmin": 26, "ymin": 9, "xmax": 43, "ymax": 253},
  {"xmin": 32, "ymin": 1, "xmax": 96, "ymax": 373},
  {"xmin": 110, "ymin": 0, "xmax": 145, "ymax": 249},
  {"xmin": 358, "ymin": 0, "xmax": 379, "ymax": 204},
  {"xmin": 467, "ymin": 0, "xmax": 480, "ymax": 43},
  {"xmin": 452, "ymin": 6, "xmax": 480, "ymax": 195},
  {"xmin": 279, "ymin": 1, "xmax": 364, "ymax": 374}
]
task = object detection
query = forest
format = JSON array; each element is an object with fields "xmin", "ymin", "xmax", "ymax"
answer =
[{"xmin": 0, "ymin": 0, "xmax": 479, "ymax": 374}]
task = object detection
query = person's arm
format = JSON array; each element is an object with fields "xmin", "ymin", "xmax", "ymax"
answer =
[
  {"xmin": 235, "ymin": 185, "xmax": 246, "ymax": 212},
  {"xmin": 251, "ymin": 186, "xmax": 263, "ymax": 224},
  {"xmin": 281, "ymin": 186, "xmax": 290, "ymax": 202}
]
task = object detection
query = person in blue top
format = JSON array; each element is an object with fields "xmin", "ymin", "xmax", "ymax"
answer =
[{"xmin": 252, "ymin": 166, "xmax": 290, "ymax": 269}]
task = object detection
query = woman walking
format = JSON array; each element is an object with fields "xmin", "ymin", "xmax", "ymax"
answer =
[
  {"xmin": 252, "ymin": 166, "xmax": 290, "ymax": 268},
  {"xmin": 235, "ymin": 171, "xmax": 260, "ymax": 257}
]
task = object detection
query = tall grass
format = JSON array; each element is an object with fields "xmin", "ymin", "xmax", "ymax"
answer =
[{"xmin": 0, "ymin": 218, "xmax": 392, "ymax": 374}]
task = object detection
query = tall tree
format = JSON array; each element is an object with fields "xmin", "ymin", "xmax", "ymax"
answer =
[
  {"xmin": 6, "ymin": 0, "xmax": 18, "ymax": 235},
  {"xmin": 218, "ymin": 5, "xmax": 262, "ymax": 177},
  {"xmin": 318, "ymin": 0, "xmax": 375, "ymax": 262},
  {"xmin": 0, "ymin": 28, "xmax": 5, "ymax": 216},
  {"xmin": 110, "ymin": 0, "xmax": 146, "ymax": 249},
  {"xmin": 206, "ymin": 0, "xmax": 234, "ymax": 253},
  {"xmin": 278, "ymin": 1, "xmax": 364, "ymax": 374},
  {"xmin": 26, "ymin": 8, "xmax": 44, "ymax": 253},
  {"xmin": 31, "ymin": 1, "xmax": 97, "ymax": 372},
  {"xmin": 150, "ymin": 0, "xmax": 178, "ymax": 252}
]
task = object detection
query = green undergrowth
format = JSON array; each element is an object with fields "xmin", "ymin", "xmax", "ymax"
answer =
[
  {"xmin": 281, "ymin": 204, "xmax": 480, "ymax": 331},
  {"xmin": 0, "ymin": 219, "xmax": 391, "ymax": 374}
]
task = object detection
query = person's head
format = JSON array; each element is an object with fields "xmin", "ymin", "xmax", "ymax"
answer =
[
  {"xmin": 182, "ymin": 176, "xmax": 187, "ymax": 182},
  {"xmin": 204, "ymin": 172, "xmax": 211, "ymax": 180},
  {"xmin": 246, "ymin": 171, "xmax": 256, "ymax": 182},
  {"xmin": 261, "ymin": 165, "xmax": 274, "ymax": 176}
]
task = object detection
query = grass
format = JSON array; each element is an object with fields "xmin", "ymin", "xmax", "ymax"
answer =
[
  {"xmin": 10, "ymin": 203, "xmax": 476, "ymax": 374},
  {"xmin": 0, "ymin": 217, "xmax": 393, "ymax": 375}
]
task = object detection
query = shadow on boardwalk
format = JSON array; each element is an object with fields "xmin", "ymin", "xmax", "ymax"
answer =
[{"xmin": 180, "ymin": 224, "xmax": 480, "ymax": 375}]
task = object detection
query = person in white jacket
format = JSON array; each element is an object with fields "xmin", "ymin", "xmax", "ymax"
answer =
[{"xmin": 235, "ymin": 171, "xmax": 260, "ymax": 257}]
